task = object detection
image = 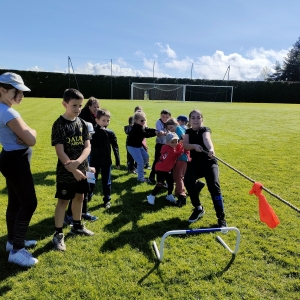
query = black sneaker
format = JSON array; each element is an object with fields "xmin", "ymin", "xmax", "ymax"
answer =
[
  {"xmin": 82, "ymin": 213, "xmax": 98, "ymax": 222},
  {"xmin": 195, "ymin": 180, "xmax": 205, "ymax": 194},
  {"xmin": 188, "ymin": 207, "xmax": 205, "ymax": 223},
  {"xmin": 147, "ymin": 178, "xmax": 156, "ymax": 184},
  {"xmin": 64, "ymin": 215, "xmax": 73, "ymax": 226},
  {"xmin": 70, "ymin": 225, "xmax": 94, "ymax": 236},
  {"xmin": 176, "ymin": 195, "xmax": 186, "ymax": 207},
  {"xmin": 218, "ymin": 218, "xmax": 228, "ymax": 233}
]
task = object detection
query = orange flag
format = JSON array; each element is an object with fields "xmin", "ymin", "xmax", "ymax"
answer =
[{"xmin": 249, "ymin": 182, "xmax": 280, "ymax": 228}]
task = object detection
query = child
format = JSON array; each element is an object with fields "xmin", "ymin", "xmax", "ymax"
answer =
[
  {"xmin": 51, "ymin": 88, "xmax": 94, "ymax": 251},
  {"xmin": 177, "ymin": 115, "xmax": 188, "ymax": 130},
  {"xmin": 147, "ymin": 133, "xmax": 184, "ymax": 205},
  {"xmin": 89, "ymin": 109, "xmax": 120, "ymax": 209},
  {"xmin": 127, "ymin": 111, "xmax": 159, "ymax": 182},
  {"xmin": 133, "ymin": 106, "xmax": 151, "ymax": 170},
  {"xmin": 183, "ymin": 109, "xmax": 227, "ymax": 228},
  {"xmin": 79, "ymin": 96, "xmax": 100, "ymax": 126},
  {"xmin": 124, "ymin": 116, "xmax": 135, "ymax": 173},
  {"xmin": 134, "ymin": 106, "xmax": 151, "ymax": 170},
  {"xmin": 64, "ymin": 122, "xmax": 98, "ymax": 225},
  {"xmin": 165, "ymin": 118, "xmax": 190, "ymax": 207},
  {"xmin": 0, "ymin": 72, "xmax": 38, "ymax": 267},
  {"xmin": 148, "ymin": 109, "xmax": 171, "ymax": 184}
]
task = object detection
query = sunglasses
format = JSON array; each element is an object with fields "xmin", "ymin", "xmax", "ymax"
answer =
[{"xmin": 139, "ymin": 119, "xmax": 146, "ymax": 122}]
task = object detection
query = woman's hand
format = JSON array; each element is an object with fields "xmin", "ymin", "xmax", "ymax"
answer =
[
  {"xmin": 207, "ymin": 150, "xmax": 215, "ymax": 158},
  {"xmin": 194, "ymin": 144, "xmax": 203, "ymax": 152}
]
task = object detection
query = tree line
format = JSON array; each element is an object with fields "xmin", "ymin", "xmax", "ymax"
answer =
[{"xmin": 266, "ymin": 36, "xmax": 300, "ymax": 82}]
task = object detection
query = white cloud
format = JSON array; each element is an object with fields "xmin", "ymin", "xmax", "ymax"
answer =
[
  {"xmin": 164, "ymin": 57, "xmax": 193, "ymax": 73},
  {"xmin": 27, "ymin": 66, "xmax": 43, "ymax": 71},
  {"xmin": 134, "ymin": 50, "xmax": 145, "ymax": 57},
  {"xmin": 155, "ymin": 42, "xmax": 177, "ymax": 59},
  {"xmin": 53, "ymin": 47, "xmax": 288, "ymax": 81},
  {"xmin": 192, "ymin": 48, "xmax": 288, "ymax": 80}
]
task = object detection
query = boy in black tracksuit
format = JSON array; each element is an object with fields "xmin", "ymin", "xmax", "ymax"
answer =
[{"xmin": 89, "ymin": 109, "xmax": 120, "ymax": 208}]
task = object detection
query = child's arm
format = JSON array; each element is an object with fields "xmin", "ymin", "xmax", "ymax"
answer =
[
  {"xmin": 174, "ymin": 142, "xmax": 184, "ymax": 156},
  {"xmin": 64, "ymin": 140, "xmax": 91, "ymax": 172},
  {"xmin": 144, "ymin": 127, "xmax": 157, "ymax": 138},
  {"xmin": 54, "ymin": 144, "xmax": 86, "ymax": 181},
  {"xmin": 8, "ymin": 118, "xmax": 37, "ymax": 146},
  {"xmin": 109, "ymin": 131, "xmax": 120, "ymax": 168}
]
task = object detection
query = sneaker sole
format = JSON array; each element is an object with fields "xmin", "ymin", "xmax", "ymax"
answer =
[{"xmin": 188, "ymin": 210, "xmax": 205, "ymax": 223}]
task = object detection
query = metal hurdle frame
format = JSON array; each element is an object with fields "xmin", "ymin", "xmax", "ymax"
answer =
[{"xmin": 152, "ymin": 227, "xmax": 241, "ymax": 262}]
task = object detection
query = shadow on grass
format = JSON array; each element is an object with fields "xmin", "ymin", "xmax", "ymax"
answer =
[
  {"xmin": 32, "ymin": 170, "xmax": 56, "ymax": 186},
  {"xmin": 137, "ymin": 261, "xmax": 162, "ymax": 285},
  {"xmin": 0, "ymin": 215, "xmax": 55, "ymax": 286},
  {"xmin": 100, "ymin": 217, "xmax": 189, "ymax": 260},
  {"xmin": 202, "ymin": 254, "xmax": 236, "ymax": 279}
]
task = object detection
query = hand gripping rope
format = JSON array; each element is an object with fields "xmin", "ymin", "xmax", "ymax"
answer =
[
  {"xmin": 153, "ymin": 227, "xmax": 241, "ymax": 262},
  {"xmin": 202, "ymin": 150, "xmax": 300, "ymax": 213}
]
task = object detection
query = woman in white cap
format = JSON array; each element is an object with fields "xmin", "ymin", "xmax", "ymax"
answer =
[{"xmin": 0, "ymin": 72, "xmax": 38, "ymax": 267}]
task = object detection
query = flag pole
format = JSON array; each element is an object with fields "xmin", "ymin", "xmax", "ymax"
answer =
[{"xmin": 201, "ymin": 150, "xmax": 300, "ymax": 213}]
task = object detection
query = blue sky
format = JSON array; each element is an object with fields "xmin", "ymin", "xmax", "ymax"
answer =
[{"xmin": 2, "ymin": 0, "xmax": 300, "ymax": 80}]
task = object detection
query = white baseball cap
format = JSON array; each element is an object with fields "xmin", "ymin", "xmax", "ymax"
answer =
[
  {"xmin": 166, "ymin": 132, "xmax": 179, "ymax": 143},
  {"xmin": 0, "ymin": 72, "xmax": 31, "ymax": 91}
]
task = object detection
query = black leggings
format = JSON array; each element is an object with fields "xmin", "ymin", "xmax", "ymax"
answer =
[
  {"xmin": 184, "ymin": 161, "xmax": 225, "ymax": 219},
  {"xmin": 151, "ymin": 170, "xmax": 174, "ymax": 196},
  {"xmin": 0, "ymin": 148, "xmax": 37, "ymax": 249},
  {"xmin": 149, "ymin": 143, "xmax": 163, "ymax": 180}
]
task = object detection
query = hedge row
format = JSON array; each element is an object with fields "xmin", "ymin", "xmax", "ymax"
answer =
[{"xmin": 1, "ymin": 69, "xmax": 300, "ymax": 103}]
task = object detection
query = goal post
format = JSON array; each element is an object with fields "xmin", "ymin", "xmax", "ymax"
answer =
[
  {"xmin": 185, "ymin": 84, "xmax": 233, "ymax": 103},
  {"xmin": 131, "ymin": 82, "xmax": 233, "ymax": 102},
  {"xmin": 131, "ymin": 83, "xmax": 186, "ymax": 101}
]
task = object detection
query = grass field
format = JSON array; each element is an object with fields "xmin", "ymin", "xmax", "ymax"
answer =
[{"xmin": 0, "ymin": 99, "xmax": 299, "ymax": 300}]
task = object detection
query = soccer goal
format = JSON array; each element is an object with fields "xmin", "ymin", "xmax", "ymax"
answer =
[
  {"xmin": 131, "ymin": 83, "xmax": 186, "ymax": 101},
  {"xmin": 185, "ymin": 85, "xmax": 233, "ymax": 103}
]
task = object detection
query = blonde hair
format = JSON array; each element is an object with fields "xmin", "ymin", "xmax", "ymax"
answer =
[
  {"xmin": 133, "ymin": 111, "xmax": 146, "ymax": 122},
  {"xmin": 165, "ymin": 118, "xmax": 179, "ymax": 128}
]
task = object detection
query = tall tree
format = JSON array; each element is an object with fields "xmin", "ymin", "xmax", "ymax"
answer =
[
  {"xmin": 267, "ymin": 61, "xmax": 282, "ymax": 81},
  {"xmin": 281, "ymin": 36, "xmax": 300, "ymax": 81}
]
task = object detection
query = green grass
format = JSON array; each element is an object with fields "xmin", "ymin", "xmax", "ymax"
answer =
[{"xmin": 0, "ymin": 99, "xmax": 299, "ymax": 299}]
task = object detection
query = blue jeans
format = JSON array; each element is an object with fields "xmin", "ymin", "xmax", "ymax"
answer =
[{"xmin": 127, "ymin": 146, "xmax": 149, "ymax": 181}]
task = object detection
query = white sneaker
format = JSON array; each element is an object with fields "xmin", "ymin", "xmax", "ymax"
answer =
[
  {"xmin": 147, "ymin": 194, "xmax": 155, "ymax": 205},
  {"xmin": 8, "ymin": 248, "xmax": 38, "ymax": 268},
  {"xmin": 6, "ymin": 240, "xmax": 37, "ymax": 252},
  {"xmin": 166, "ymin": 194, "xmax": 176, "ymax": 203}
]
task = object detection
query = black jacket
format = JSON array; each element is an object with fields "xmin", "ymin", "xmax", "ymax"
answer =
[
  {"xmin": 90, "ymin": 126, "xmax": 120, "ymax": 166},
  {"xmin": 79, "ymin": 107, "xmax": 97, "ymax": 126},
  {"xmin": 127, "ymin": 123, "xmax": 156, "ymax": 148}
]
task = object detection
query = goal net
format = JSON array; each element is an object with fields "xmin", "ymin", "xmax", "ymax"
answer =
[
  {"xmin": 131, "ymin": 83, "xmax": 186, "ymax": 101},
  {"xmin": 185, "ymin": 85, "xmax": 233, "ymax": 102}
]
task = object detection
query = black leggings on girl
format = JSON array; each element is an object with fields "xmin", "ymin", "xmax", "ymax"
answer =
[
  {"xmin": 0, "ymin": 148, "xmax": 37, "ymax": 249},
  {"xmin": 184, "ymin": 161, "xmax": 225, "ymax": 219}
]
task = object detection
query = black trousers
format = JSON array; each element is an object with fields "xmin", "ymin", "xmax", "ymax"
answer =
[
  {"xmin": 89, "ymin": 164, "xmax": 112, "ymax": 203},
  {"xmin": 151, "ymin": 170, "xmax": 174, "ymax": 196},
  {"xmin": 0, "ymin": 148, "xmax": 37, "ymax": 249},
  {"xmin": 149, "ymin": 143, "xmax": 163, "ymax": 180},
  {"xmin": 184, "ymin": 161, "xmax": 225, "ymax": 219}
]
